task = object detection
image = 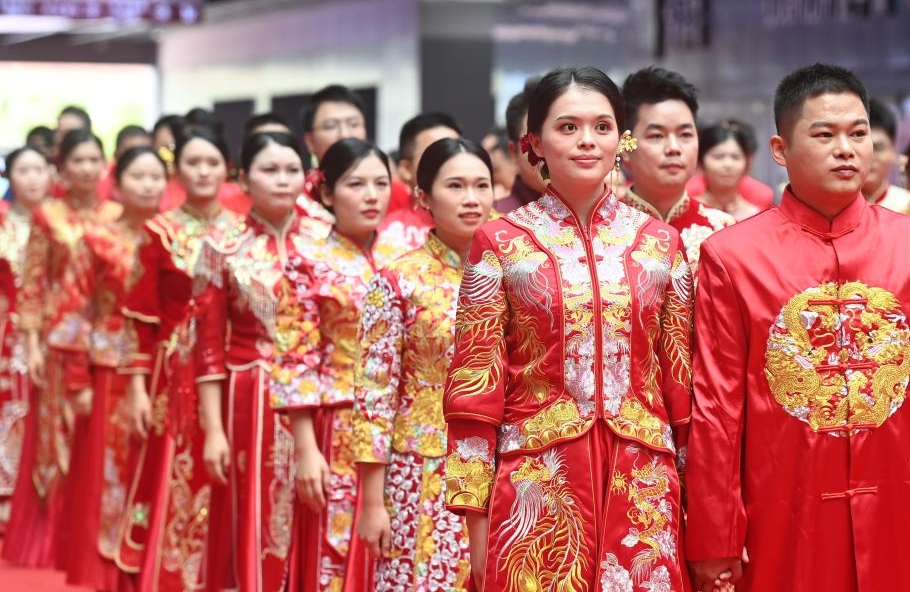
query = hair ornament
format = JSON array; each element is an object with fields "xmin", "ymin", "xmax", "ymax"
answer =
[
  {"xmin": 617, "ymin": 130, "xmax": 638, "ymax": 156},
  {"xmin": 306, "ymin": 167, "xmax": 326, "ymax": 194},
  {"xmin": 519, "ymin": 134, "xmax": 543, "ymax": 166}
]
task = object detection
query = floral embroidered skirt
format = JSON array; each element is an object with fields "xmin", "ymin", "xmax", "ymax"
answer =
[
  {"xmin": 373, "ymin": 451, "xmax": 472, "ymax": 591},
  {"xmin": 2, "ymin": 348, "xmax": 76, "ymax": 567},
  {"xmin": 483, "ymin": 419, "xmax": 689, "ymax": 591},
  {"xmin": 0, "ymin": 313, "xmax": 28, "ymax": 528}
]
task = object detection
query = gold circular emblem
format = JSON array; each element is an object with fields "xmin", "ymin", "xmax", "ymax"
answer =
[{"xmin": 765, "ymin": 282, "xmax": 910, "ymax": 436}]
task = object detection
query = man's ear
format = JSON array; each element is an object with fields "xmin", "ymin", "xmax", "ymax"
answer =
[
  {"xmin": 769, "ymin": 135, "xmax": 787, "ymax": 168},
  {"xmin": 398, "ymin": 159, "xmax": 414, "ymax": 186},
  {"xmin": 238, "ymin": 170, "xmax": 249, "ymax": 194},
  {"xmin": 303, "ymin": 133, "xmax": 315, "ymax": 156}
]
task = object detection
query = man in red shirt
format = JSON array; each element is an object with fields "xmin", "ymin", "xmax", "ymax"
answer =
[{"xmin": 686, "ymin": 63, "xmax": 910, "ymax": 591}]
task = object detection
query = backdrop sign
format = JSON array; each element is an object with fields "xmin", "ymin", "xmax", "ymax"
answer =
[{"xmin": 0, "ymin": 1, "xmax": 202, "ymax": 23}]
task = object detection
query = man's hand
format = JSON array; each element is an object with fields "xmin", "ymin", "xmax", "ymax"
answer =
[{"xmin": 690, "ymin": 548, "xmax": 749, "ymax": 592}]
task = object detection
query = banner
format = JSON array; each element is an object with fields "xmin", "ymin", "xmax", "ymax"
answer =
[{"xmin": 0, "ymin": 1, "xmax": 202, "ymax": 24}]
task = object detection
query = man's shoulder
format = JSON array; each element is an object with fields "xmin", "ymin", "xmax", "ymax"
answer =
[{"xmin": 702, "ymin": 206, "xmax": 781, "ymax": 254}]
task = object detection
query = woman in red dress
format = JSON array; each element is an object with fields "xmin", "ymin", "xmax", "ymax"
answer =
[
  {"xmin": 271, "ymin": 138, "xmax": 407, "ymax": 591},
  {"xmin": 195, "ymin": 131, "xmax": 327, "ymax": 591},
  {"xmin": 443, "ymin": 67, "xmax": 694, "ymax": 590},
  {"xmin": 64, "ymin": 147, "xmax": 168, "ymax": 591},
  {"xmin": 4, "ymin": 130, "xmax": 120, "ymax": 568},
  {"xmin": 353, "ymin": 137, "xmax": 496, "ymax": 590},
  {"xmin": 116, "ymin": 128, "xmax": 245, "ymax": 591},
  {"xmin": 0, "ymin": 146, "xmax": 51, "ymax": 533}
]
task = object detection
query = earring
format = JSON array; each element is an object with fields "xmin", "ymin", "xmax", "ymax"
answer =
[{"xmin": 540, "ymin": 161, "xmax": 550, "ymax": 181}]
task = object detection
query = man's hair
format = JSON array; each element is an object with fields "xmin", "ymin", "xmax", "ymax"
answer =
[
  {"xmin": 26, "ymin": 125, "xmax": 54, "ymax": 148},
  {"xmin": 398, "ymin": 112, "xmax": 462, "ymax": 161},
  {"xmin": 243, "ymin": 112, "xmax": 290, "ymax": 137},
  {"xmin": 485, "ymin": 126, "xmax": 510, "ymax": 154},
  {"xmin": 773, "ymin": 63, "xmax": 869, "ymax": 137},
  {"xmin": 505, "ymin": 76, "xmax": 541, "ymax": 142},
  {"xmin": 300, "ymin": 85, "xmax": 365, "ymax": 133},
  {"xmin": 621, "ymin": 66, "xmax": 699, "ymax": 132},
  {"xmin": 868, "ymin": 98, "xmax": 896, "ymax": 143},
  {"xmin": 184, "ymin": 107, "xmax": 224, "ymax": 137},
  {"xmin": 59, "ymin": 105, "xmax": 92, "ymax": 130},
  {"xmin": 115, "ymin": 125, "xmax": 150, "ymax": 152}
]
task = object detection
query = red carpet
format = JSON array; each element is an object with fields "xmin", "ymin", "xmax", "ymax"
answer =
[{"xmin": 0, "ymin": 540, "xmax": 90, "ymax": 591}]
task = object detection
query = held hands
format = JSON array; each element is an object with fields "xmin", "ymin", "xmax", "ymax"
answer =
[
  {"xmin": 203, "ymin": 429, "xmax": 231, "ymax": 485},
  {"xmin": 295, "ymin": 446, "xmax": 331, "ymax": 512},
  {"xmin": 691, "ymin": 548, "xmax": 749, "ymax": 592},
  {"xmin": 126, "ymin": 375, "xmax": 152, "ymax": 440},
  {"xmin": 357, "ymin": 503, "xmax": 391, "ymax": 558}
]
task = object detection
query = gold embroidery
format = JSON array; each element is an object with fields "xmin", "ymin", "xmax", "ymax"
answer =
[
  {"xmin": 608, "ymin": 399, "xmax": 670, "ymax": 450},
  {"xmin": 660, "ymin": 252, "xmax": 693, "ymax": 390},
  {"xmin": 610, "ymin": 454, "xmax": 675, "ymax": 582},
  {"xmin": 446, "ymin": 251, "xmax": 507, "ymax": 405},
  {"xmin": 519, "ymin": 399, "xmax": 588, "ymax": 449},
  {"xmin": 445, "ymin": 454, "xmax": 494, "ymax": 508},
  {"xmin": 765, "ymin": 282, "xmax": 910, "ymax": 435},
  {"xmin": 496, "ymin": 451, "xmax": 587, "ymax": 591}
]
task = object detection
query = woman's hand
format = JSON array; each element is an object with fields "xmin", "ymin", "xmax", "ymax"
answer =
[
  {"xmin": 466, "ymin": 511, "xmax": 489, "ymax": 590},
  {"xmin": 26, "ymin": 340, "xmax": 46, "ymax": 388},
  {"xmin": 126, "ymin": 374, "xmax": 152, "ymax": 439},
  {"xmin": 203, "ymin": 429, "xmax": 231, "ymax": 485},
  {"xmin": 72, "ymin": 387, "xmax": 93, "ymax": 416},
  {"xmin": 357, "ymin": 503, "xmax": 391, "ymax": 557},
  {"xmin": 295, "ymin": 446, "xmax": 331, "ymax": 512}
]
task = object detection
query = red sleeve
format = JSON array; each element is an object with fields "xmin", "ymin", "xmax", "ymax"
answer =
[
  {"xmin": 443, "ymin": 229, "xmax": 507, "ymax": 515},
  {"xmin": 17, "ymin": 210, "xmax": 50, "ymax": 333},
  {"xmin": 122, "ymin": 225, "xmax": 163, "ymax": 374},
  {"xmin": 684, "ymin": 241, "xmax": 749, "ymax": 561},
  {"xmin": 194, "ymin": 240, "xmax": 228, "ymax": 383},
  {"xmin": 658, "ymin": 246, "xmax": 695, "ymax": 458}
]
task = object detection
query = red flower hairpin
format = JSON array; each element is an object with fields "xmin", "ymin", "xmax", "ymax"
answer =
[
  {"xmin": 306, "ymin": 168, "xmax": 326, "ymax": 192},
  {"xmin": 519, "ymin": 134, "xmax": 543, "ymax": 166}
]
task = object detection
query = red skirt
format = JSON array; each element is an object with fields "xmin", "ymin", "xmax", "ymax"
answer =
[
  {"xmin": 206, "ymin": 362, "xmax": 294, "ymax": 591},
  {"xmin": 115, "ymin": 345, "xmax": 212, "ymax": 591},
  {"xmin": 482, "ymin": 420, "xmax": 690, "ymax": 591},
  {"xmin": 64, "ymin": 366, "xmax": 137, "ymax": 591},
  {"xmin": 1, "ymin": 349, "xmax": 74, "ymax": 567},
  {"xmin": 290, "ymin": 405, "xmax": 371, "ymax": 592}
]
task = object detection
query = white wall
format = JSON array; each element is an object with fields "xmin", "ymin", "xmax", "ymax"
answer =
[{"xmin": 157, "ymin": 0, "xmax": 421, "ymax": 149}]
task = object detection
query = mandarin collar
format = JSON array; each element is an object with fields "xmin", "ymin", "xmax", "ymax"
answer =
[
  {"xmin": 180, "ymin": 201, "xmax": 224, "ymax": 222},
  {"xmin": 546, "ymin": 184, "xmax": 617, "ymax": 227},
  {"xmin": 248, "ymin": 209, "xmax": 297, "ymax": 238},
  {"xmin": 779, "ymin": 187, "xmax": 866, "ymax": 239},
  {"xmin": 623, "ymin": 188, "xmax": 690, "ymax": 224},
  {"xmin": 425, "ymin": 231, "xmax": 461, "ymax": 268}
]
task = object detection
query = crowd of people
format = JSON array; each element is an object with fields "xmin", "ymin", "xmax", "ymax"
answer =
[{"xmin": 0, "ymin": 60, "xmax": 908, "ymax": 592}]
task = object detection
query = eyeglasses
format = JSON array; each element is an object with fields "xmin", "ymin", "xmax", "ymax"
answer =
[{"xmin": 315, "ymin": 117, "xmax": 365, "ymax": 133}]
